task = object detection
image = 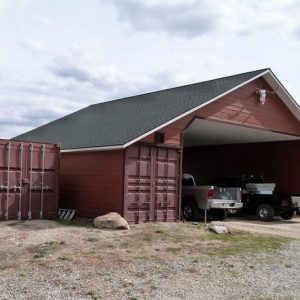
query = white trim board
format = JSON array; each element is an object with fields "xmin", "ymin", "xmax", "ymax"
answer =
[{"xmin": 61, "ymin": 144, "xmax": 125, "ymax": 153}]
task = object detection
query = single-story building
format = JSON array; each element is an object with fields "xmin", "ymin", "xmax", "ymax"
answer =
[{"xmin": 14, "ymin": 68, "xmax": 300, "ymax": 222}]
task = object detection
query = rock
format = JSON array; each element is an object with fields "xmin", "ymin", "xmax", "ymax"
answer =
[
  {"xmin": 93, "ymin": 212, "xmax": 130, "ymax": 230},
  {"xmin": 208, "ymin": 221, "xmax": 231, "ymax": 234}
]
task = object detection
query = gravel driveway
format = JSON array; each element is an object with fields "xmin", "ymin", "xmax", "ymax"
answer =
[
  {"xmin": 0, "ymin": 219, "xmax": 299, "ymax": 300},
  {"xmin": 226, "ymin": 215, "xmax": 300, "ymax": 238}
]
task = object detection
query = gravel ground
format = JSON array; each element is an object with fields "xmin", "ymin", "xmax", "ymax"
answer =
[
  {"xmin": 225, "ymin": 215, "xmax": 300, "ymax": 238},
  {"xmin": 0, "ymin": 220, "xmax": 299, "ymax": 300}
]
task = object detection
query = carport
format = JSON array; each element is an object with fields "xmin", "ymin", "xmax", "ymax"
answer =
[{"xmin": 183, "ymin": 119, "xmax": 300, "ymax": 193}]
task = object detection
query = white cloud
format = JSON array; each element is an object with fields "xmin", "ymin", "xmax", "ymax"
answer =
[
  {"xmin": 48, "ymin": 53, "xmax": 178, "ymax": 101},
  {"xmin": 0, "ymin": 47, "xmax": 177, "ymax": 139},
  {"xmin": 110, "ymin": 0, "xmax": 217, "ymax": 38},
  {"xmin": 110, "ymin": 0, "xmax": 300, "ymax": 40},
  {"xmin": 20, "ymin": 38, "xmax": 46, "ymax": 55},
  {"xmin": 0, "ymin": 0, "xmax": 31, "ymax": 22},
  {"xmin": 1, "ymin": 0, "xmax": 300, "ymax": 140}
]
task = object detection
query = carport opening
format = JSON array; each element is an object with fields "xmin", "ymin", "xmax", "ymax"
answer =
[{"xmin": 182, "ymin": 118, "xmax": 300, "ymax": 193}]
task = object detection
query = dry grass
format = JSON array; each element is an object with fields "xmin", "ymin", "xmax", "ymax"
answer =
[
  {"xmin": 0, "ymin": 220, "xmax": 292, "ymax": 268},
  {"xmin": 0, "ymin": 219, "xmax": 297, "ymax": 299}
]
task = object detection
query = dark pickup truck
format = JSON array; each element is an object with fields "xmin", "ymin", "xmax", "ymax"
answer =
[{"xmin": 213, "ymin": 175, "xmax": 300, "ymax": 221}]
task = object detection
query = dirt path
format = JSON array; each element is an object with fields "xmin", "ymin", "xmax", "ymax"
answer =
[{"xmin": 225, "ymin": 216, "xmax": 300, "ymax": 238}]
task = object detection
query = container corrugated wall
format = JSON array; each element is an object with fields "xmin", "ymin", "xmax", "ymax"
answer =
[
  {"xmin": 124, "ymin": 145, "xmax": 181, "ymax": 223},
  {"xmin": 0, "ymin": 140, "xmax": 60, "ymax": 221}
]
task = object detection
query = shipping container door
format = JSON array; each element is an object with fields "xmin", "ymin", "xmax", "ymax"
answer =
[
  {"xmin": 28, "ymin": 144, "xmax": 59, "ymax": 219},
  {"xmin": 0, "ymin": 142, "xmax": 22, "ymax": 220},
  {"xmin": 124, "ymin": 145, "xmax": 153, "ymax": 222},
  {"xmin": 124, "ymin": 145, "xmax": 181, "ymax": 223},
  {"xmin": 0, "ymin": 141, "xmax": 59, "ymax": 221},
  {"xmin": 154, "ymin": 147, "xmax": 181, "ymax": 222}
]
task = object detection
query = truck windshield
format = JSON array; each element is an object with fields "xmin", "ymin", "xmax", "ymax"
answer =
[
  {"xmin": 214, "ymin": 178, "xmax": 239, "ymax": 187},
  {"xmin": 182, "ymin": 177, "xmax": 195, "ymax": 186}
]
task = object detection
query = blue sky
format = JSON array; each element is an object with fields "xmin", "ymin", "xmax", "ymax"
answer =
[{"xmin": 1, "ymin": 0, "xmax": 300, "ymax": 138}]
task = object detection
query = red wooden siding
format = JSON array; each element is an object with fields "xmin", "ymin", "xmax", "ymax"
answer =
[
  {"xmin": 0, "ymin": 140, "xmax": 59, "ymax": 221},
  {"xmin": 124, "ymin": 145, "xmax": 181, "ymax": 223},
  {"xmin": 60, "ymin": 150, "xmax": 124, "ymax": 218},
  {"xmin": 183, "ymin": 140, "xmax": 300, "ymax": 194},
  {"xmin": 140, "ymin": 77, "xmax": 300, "ymax": 147}
]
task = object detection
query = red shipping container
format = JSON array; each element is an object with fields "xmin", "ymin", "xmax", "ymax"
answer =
[{"xmin": 0, "ymin": 140, "xmax": 60, "ymax": 221}]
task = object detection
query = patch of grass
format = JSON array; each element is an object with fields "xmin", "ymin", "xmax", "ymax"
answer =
[
  {"xmin": 44, "ymin": 240, "xmax": 65, "ymax": 246},
  {"xmin": 254, "ymin": 297, "xmax": 279, "ymax": 300},
  {"xmin": 120, "ymin": 241, "xmax": 130, "ymax": 248},
  {"xmin": 86, "ymin": 237, "xmax": 98, "ymax": 242},
  {"xmin": 166, "ymin": 247, "xmax": 181, "ymax": 254},
  {"xmin": 56, "ymin": 219, "xmax": 93, "ymax": 228},
  {"xmin": 205, "ymin": 231, "xmax": 292, "ymax": 256},
  {"xmin": 285, "ymin": 263, "xmax": 292, "ymax": 268},
  {"xmin": 57, "ymin": 256, "xmax": 71, "ymax": 261},
  {"xmin": 29, "ymin": 240, "xmax": 65, "ymax": 259},
  {"xmin": 0, "ymin": 264, "xmax": 15, "ymax": 270},
  {"xmin": 129, "ymin": 297, "xmax": 138, "ymax": 300},
  {"xmin": 153, "ymin": 227, "xmax": 167, "ymax": 235},
  {"xmin": 142, "ymin": 235, "xmax": 152, "ymax": 242},
  {"xmin": 33, "ymin": 252, "xmax": 45, "ymax": 259},
  {"xmin": 86, "ymin": 290, "xmax": 98, "ymax": 300},
  {"xmin": 38, "ymin": 261, "xmax": 49, "ymax": 267},
  {"xmin": 82, "ymin": 250, "xmax": 97, "ymax": 256},
  {"xmin": 136, "ymin": 255, "xmax": 150, "ymax": 260}
]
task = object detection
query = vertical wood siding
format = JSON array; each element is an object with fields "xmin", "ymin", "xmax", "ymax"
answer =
[
  {"xmin": 183, "ymin": 140, "xmax": 300, "ymax": 194},
  {"xmin": 140, "ymin": 77, "xmax": 300, "ymax": 147},
  {"xmin": 60, "ymin": 150, "xmax": 124, "ymax": 218}
]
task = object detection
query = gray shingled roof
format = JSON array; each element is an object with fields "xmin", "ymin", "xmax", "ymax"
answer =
[{"xmin": 13, "ymin": 69, "xmax": 268, "ymax": 150}]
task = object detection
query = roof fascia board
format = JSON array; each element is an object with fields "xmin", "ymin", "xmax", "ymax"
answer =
[
  {"xmin": 267, "ymin": 69, "xmax": 299, "ymax": 107},
  {"xmin": 123, "ymin": 70, "xmax": 270, "ymax": 148},
  {"xmin": 262, "ymin": 70, "xmax": 300, "ymax": 121},
  {"xmin": 61, "ymin": 144, "xmax": 124, "ymax": 153}
]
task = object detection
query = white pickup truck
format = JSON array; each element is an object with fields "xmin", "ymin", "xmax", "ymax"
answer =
[{"xmin": 181, "ymin": 174, "xmax": 243, "ymax": 221}]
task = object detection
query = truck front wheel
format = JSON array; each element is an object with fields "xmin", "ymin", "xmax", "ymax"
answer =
[
  {"xmin": 280, "ymin": 210, "xmax": 294, "ymax": 220},
  {"xmin": 210, "ymin": 209, "xmax": 227, "ymax": 221},
  {"xmin": 256, "ymin": 204, "xmax": 274, "ymax": 221},
  {"xmin": 182, "ymin": 200, "xmax": 198, "ymax": 221}
]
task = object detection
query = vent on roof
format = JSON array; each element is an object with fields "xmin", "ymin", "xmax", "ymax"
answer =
[{"xmin": 155, "ymin": 132, "xmax": 165, "ymax": 144}]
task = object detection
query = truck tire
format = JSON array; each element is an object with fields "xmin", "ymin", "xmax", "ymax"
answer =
[
  {"xmin": 182, "ymin": 200, "xmax": 198, "ymax": 221},
  {"xmin": 280, "ymin": 210, "xmax": 294, "ymax": 220},
  {"xmin": 210, "ymin": 209, "xmax": 227, "ymax": 221},
  {"xmin": 256, "ymin": 204, "xmax": 274, "ymax": 221}
]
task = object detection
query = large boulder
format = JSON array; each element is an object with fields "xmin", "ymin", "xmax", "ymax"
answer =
[
  {"xmin": 208, "ymin": 221, "xmax": 231, "ymax": 234},
  {"xmin": 93, "ymin": 212, "xmax": 130, "ymax": 230}
]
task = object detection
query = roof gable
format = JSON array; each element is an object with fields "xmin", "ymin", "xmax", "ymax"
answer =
[{"xmin": 14, "ymin": 68, "xmax": 295, "ymax": 151}]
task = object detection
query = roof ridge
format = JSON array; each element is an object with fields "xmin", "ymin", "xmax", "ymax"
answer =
[{"xmin": 89, "ymin": 68, "xmax": 270, "ymax": 107}]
